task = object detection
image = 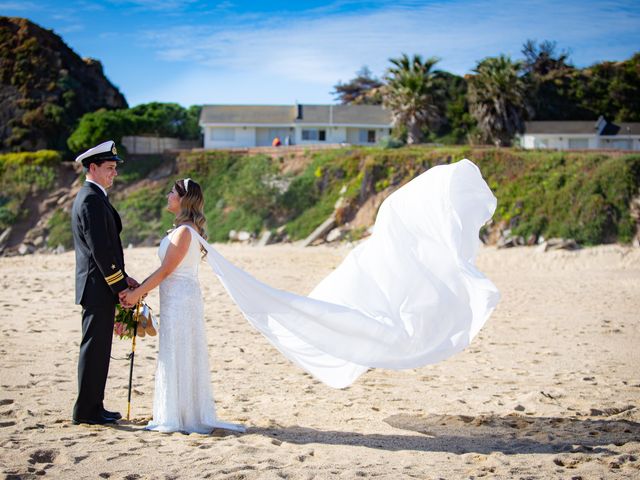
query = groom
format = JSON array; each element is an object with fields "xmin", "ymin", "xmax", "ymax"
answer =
[{"xmin": 71, "ymin": 140, "xmax": 138, "ymax": 425}]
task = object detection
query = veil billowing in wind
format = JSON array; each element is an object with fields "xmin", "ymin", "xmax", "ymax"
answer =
[{"xmin": 187, "ymin": 159, "xmax": 500, "ymax": 388}]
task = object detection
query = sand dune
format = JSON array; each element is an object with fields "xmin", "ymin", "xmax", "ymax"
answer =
[{"xmin": 0, "ymin": 244, "xmax": 639, "ymax": 479}]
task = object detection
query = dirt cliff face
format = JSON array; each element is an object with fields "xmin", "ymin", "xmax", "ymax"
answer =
[{"xmin": 0, "ymin": 17, "xmax": 128, "ymax": 152}]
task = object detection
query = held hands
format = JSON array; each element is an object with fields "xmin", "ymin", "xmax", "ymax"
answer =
[
  {"xmin": 119, "ymin": 277, "xmax": 146, "ymax": 308},
  {"xmin": 119, "ymin": 287, "xmax": 141, "ymax": 309}
]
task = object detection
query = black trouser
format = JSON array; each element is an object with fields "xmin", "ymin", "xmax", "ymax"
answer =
[{"xmin": 73, "ymin": 303, "xmax": 115, "ymax": 420}]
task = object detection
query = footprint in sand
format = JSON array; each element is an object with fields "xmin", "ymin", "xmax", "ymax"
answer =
[{"xmin": 28, "ymin": 449, "xmax": 58, "ymax": 464}]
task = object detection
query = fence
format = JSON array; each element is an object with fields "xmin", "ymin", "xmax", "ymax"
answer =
[{"xmin": 122, "ymin": 136, "xmax": 200, "ymax": 154}]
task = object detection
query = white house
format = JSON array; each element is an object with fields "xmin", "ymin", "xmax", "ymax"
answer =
[
  {"xmin": 519, "ymin": 116, "xmax": 640, "ymax": 150},
  {"xmin": 199, "ymin": 104, "xmax": 392, "ymax": 149}
]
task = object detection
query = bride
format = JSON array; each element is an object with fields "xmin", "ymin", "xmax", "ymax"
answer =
[
  {"xmin": 120, "ymin": 178, "xmax": 245, "ymax": 434},
  {"xmin": 122, "ymin": 159, "xmax": 500, "ymax": 432}
]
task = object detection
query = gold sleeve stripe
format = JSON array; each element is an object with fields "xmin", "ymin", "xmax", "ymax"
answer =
[
  {"xmin": 105, "ymin": 270, "xmax": 123, "ymax": 282},
  {"xmin": 106, "ymin": 272, "xmax": 124, "ymax": 285}
]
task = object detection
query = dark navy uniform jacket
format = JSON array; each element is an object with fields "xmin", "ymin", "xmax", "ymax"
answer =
[{"xmin": 72, "ymin": 181, "xmax": 129, "ymax": 305}]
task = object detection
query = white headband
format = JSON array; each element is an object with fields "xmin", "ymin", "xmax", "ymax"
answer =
[{"xmin": 184, "ymin": 178, "xmax": 191, "ymax": 193}]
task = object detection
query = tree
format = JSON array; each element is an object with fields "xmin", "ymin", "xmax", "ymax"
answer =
[
  {"xmin": 67, "ymin": 103, "xmax": 203, "ymax": 153},
  {"xmin": 522, "ymin": 39, "xmax": 571, "ymax": 76},
  {"xmin": 382, "ymin": 54, "xmax": 443, "ymax": 144},
  {"xmin": 520, "ymin": 40, "xmax": 587, "ymax": 121},
  {"xmin": 332, "ymin": 66, "xmax": 383, "ymax": 105},
  {"xmin": 67, "ymin": 109, "xmax": 138, "ymax": 153},
  {"xmin": 467, "ymin": 55, "xmax": 530, "ymax": 146}
]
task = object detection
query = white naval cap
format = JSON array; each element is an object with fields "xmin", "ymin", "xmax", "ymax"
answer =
[{"xmin": 75, "ymin": 140, "xmax": 123, "ymax": 165}]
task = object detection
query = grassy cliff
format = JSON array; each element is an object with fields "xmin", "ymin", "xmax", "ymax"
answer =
[
  {"xmin": 112, "ymin": 147, "xmax": 640, "ymax": 247},
  {"xmin": 1, "ymin": 146, "xmax": 638, "ymax": 250}
]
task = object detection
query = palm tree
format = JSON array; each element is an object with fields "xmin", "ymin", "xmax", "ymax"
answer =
[
  {"xmin": 382, "ymin": 54, "xmax": 443, "ymax": 144},
  {"xmin": 333, "ymin": 66, "xmax": 384, "ymax": 105},
  {"xmin": 467, "ymin": 55, "xmax": 530, "ymax": 146}
]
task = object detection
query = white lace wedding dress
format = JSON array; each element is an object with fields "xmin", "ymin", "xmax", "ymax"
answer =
[
  {"xmin": 148, "ymin": 159, "xmax": 499, "ymax": 427},
  {"xmin": 145, "ymin": 227, "xmax": 245, "ymax": 434}
]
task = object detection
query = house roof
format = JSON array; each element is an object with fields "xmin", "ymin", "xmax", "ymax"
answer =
[
  {"xmin": 199, "ymin": 104, "xmax": 392, "ymax": 126},
  {"xmin": 601, "ymin": 122, "xmax": 640, "ymax": 136},
  {"xmin": 200, "ymin": 105, "xmax": 296, "ymax": 124},
  {"xmin": 524, "ymin": 120, "xmax": 640, "ymax": 135}
]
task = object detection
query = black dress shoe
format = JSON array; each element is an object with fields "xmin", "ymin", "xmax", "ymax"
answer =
[
  {"xmin": 72, "ymin": 414, "xmax": 118, "ymax": 425},
  {"xmin": 102, "ymin": 409, "xmax": 122, "ymax": 420}
]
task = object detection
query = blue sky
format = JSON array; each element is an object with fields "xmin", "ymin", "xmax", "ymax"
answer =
[{"xmin": 4, "ymin": 0, "xmax": 640, "ymax": 107}]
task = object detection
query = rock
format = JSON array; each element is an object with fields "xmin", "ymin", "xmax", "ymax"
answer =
[
  {"xmin": 526, "ymin": 234, "xmax": 538, "ymax": 246},
  {"xmin": 497, "ymin": 235, "xmax": 516, "ymax": 248},
  {"xmin": 148, "ymin": 160, "xmax": 175, "ymax": 180},
  {"xmin": 302, "ymin": 214, "xmax": 336, "ymax": 247},
  {"xmin": 514, "ymin": 404, "xmax": 525, "ymax": 412},
  {"xmin": 237, "ymin": 231, "xmax": 252, "ymax": 242},
  {"xmin": 257, "ymin": 230, "xmax": 273, "ymax": 247},
  {"xmin": 0, "ymin": 227, "xmax": 11, "ymax": 249},
  {"xmin": 54, "ymin": 244, "xmax": 65, "ymax": 254},
  {"xmin": 544, "ymin": 238, "xmax": 579, "ymax": 251},
  {"xmin": 42, "ymin": 196, "xmax": 60, "ymax": 210},
  {"xmin": 0, "ymin": 18, "xmax": 127, "ymax": 151},
  {"xmin": 228, "ymin": 230, "xmax": 238, "ymax": 241},
  {"xmin": 497, "ymin": 229, "xmax": 526, "ymax": 248},
  {"xmin": 18, "ymin": 243, "xmax": 35, "ymax": 255},
  {"xmin": 326, "ymin": 227, "xmax": 344, "ymax": 243},
  {"xmin": 32, "ymin": 236, "xmax": 45, "ymax": 247}
]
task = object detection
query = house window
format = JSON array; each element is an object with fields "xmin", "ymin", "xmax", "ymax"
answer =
[
  {"xmin": 568, "ymin": 138, "xmax": 588, "ymax": 149},
  {"xmin": 358, "ymin": 129, "xmax": 376, "ymax": 143},
  {"xmin": 210, "ymin": 128, "xmax": 235, "ymax": 141},
  {"xmin": 533, "ymin": 138, "xmax": 549, "ymax": 148},
  {"xmin": 302, "ymin": 129, "xmax": 326, "ymax": 141},
  {"xmin": 602, "ymin": 138, "xmax": 632, "ymax": 150}
]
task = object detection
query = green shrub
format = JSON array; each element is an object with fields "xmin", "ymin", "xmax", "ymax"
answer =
[
  {"xmin": 116, "ymin": 155, "xmax": 167, "ymax": 183},
  {"xmin": 0, "ymin": 150, "xmax": 62, "ymax": 230},
  {"xmin": 114, "ymin": 185, "xmax": 173, "ymax": 245},
  {"xmin": 46, "ymin": 208, "xmax": 73, "ymax": 249},
  {"xmin": 56, "ymin": 147, "xmax": 640, "ymax": 247}
]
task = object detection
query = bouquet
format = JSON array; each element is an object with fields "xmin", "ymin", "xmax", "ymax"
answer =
[{"xmin": 114, "ymin": 303, "xmax": 157, "ymax": 339}]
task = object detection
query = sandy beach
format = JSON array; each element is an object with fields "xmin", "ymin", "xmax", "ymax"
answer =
[{"xmin": 0, "ymin": 243, "xmax": 639, "ymax": 479}]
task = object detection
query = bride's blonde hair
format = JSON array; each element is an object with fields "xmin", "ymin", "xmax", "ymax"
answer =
[{"xmin": 174, "ymin": 178, "xmax": 208, "ymax": 255}]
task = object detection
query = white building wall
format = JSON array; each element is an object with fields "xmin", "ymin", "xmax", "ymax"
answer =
[
  {"xmin": 203, "ymin": 127, "xmax": 256, "ymax": 148},
  {"xmin": 522, "ymin": 134, "xmax": 602, "ymax": 150},
  {"xmin": 293, "ymin": 126, "xmax": 334, "ymax": 145},
  {"xmin": 327, "ymin": 127, "xmax": 347, "ymax": 143},
  {"xmin": 202, "ymin": 125, "xmax": 393, "ymax": 148}
]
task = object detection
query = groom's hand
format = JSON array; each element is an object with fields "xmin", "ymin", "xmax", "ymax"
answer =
[
  {"xmin": 119, "ymin": 289, "xmax": 134, "ymax": 308},
  {"xmin": 126, "ymin": 277, "xmax": 140, "ymax": 288}
]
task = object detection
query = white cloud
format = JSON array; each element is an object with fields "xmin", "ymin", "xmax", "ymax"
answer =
[
  {"xmin": 105, "ymin": 0, "xmax": 200, "ymax": 12},
  {"xmin": 139, "ymin": 0, "xmax": 640, "ymax": 83},
  {"xmin": 126, "ymin": 0, "xmax": 640, "ymax": 105},
  {"xmin": 0, "ymin": 1, "xmax": 38, "ymax": 11}
]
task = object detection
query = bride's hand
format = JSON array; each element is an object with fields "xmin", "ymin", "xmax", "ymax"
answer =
[{"xmin": 119, "ymin": 288, "xmax": 141, "ymax": 308}]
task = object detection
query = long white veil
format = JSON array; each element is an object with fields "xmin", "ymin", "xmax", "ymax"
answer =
[{"xmin": 188, "ymin": 159, "xmax": 500, "ymax": 388}]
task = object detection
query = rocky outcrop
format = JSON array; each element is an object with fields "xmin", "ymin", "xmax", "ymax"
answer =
[{"xmin": 0, "ymin": 17, "xmax": 127, "ymax": 152}]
